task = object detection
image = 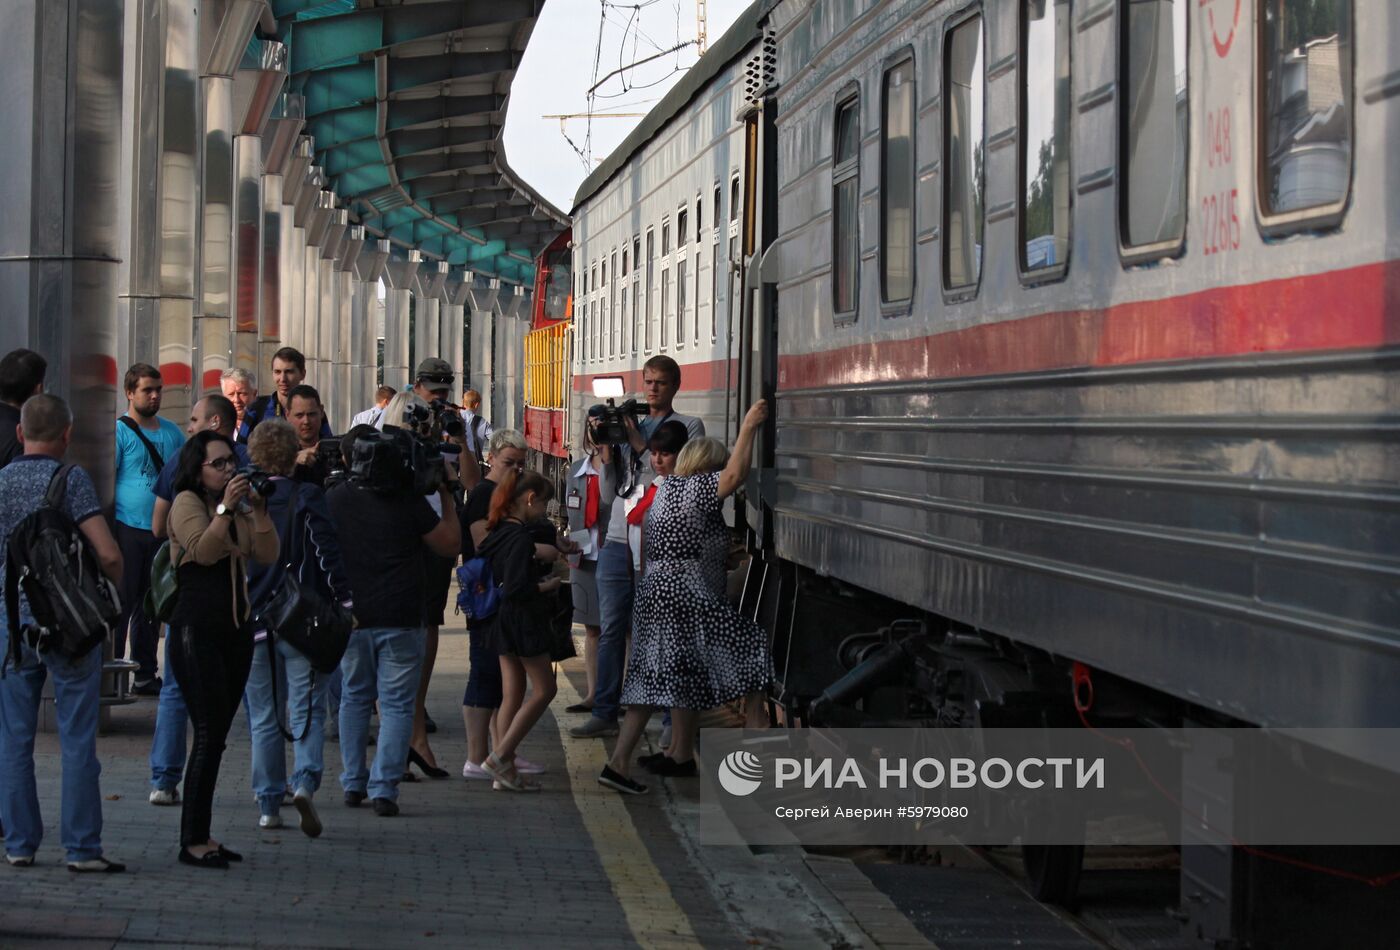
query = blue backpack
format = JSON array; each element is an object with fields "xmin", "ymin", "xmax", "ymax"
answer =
[{"xmin": 455, "ymin": 557, "xmax": 502, "ymax": 620}]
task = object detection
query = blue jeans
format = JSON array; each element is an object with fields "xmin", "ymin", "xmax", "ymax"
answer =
[
  {"xmin": 150, "ymin": 636, "xmax": 187, "ymax": 791},
  {"xmin": 339, "ymin": 626, "xmax": 423, "ymax": 802},
  {"xmin": 246, "ymin": 637, "xmax": 328, "ymax": 814},
  {"xmin": 591, "ymin": 540, "xmax": 635, "ymax": 723},
  {"xmin": 0, "ymin": 630, "xmax": 104, "ymax": 861}
]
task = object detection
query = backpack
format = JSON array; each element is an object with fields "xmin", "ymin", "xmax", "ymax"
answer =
[
  {"xmin": 5, "ymin": 464, "xmax": 122, "ymax": 668},
  {"xmin": 455, "ymin": 556, "xmax": 502, "ymax": 621}
]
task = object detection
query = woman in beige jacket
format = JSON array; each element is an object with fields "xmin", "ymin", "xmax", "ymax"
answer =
[{"xmin": 165, "ymin": 431, "xmax": 278, "ymax": 868}]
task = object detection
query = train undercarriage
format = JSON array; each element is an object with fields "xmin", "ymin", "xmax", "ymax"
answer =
[{"xmin": 739, "ymin": 549, "xmax": 1400, "ymax": 949}]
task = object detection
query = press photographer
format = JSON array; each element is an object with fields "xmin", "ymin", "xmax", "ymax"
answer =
[{"xmin": 326, "ymin": 416, "xmax": 461, "ymax": 816}]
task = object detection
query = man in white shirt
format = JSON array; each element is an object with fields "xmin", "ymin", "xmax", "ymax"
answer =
[
  {"xmin": 351, "ymin": 386, "xmax": 396, "ymax": 429},
  {"xmin": 460, "ymin": 389, "xmax": 492, "ymax": 467}
]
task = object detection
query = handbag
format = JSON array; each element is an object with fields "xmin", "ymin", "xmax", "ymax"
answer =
[
  {"xmin": 144, "ymin": 540, "xmax": 179, "ymax": 623},
  {"xmin": 260, "ymin": 485, "xmax": 354, "ymax": 675}
]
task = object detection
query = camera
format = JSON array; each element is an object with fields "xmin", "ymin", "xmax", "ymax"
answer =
[
  {"xmin": 315, "ymin": 437, "xmax": 351, "ymax": 490},
  {"xmin": 236, "ymin": 467, "xmax": 276, "ymax": 498},
  {"xmin": 351, "ymin": 404, "xmax": 449, "ymax": 496},
  {"xmin": 592, "ymin": 398, "xmax": 643, "ymax": 445},
  {"xmin": 430, "ymin": 398, "xmax": 465, "ymax": 439}
]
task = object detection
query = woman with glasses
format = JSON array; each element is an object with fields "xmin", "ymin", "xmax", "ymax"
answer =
[{"xmin": 166, "ymin": 431, "xmax": 280, "ymax": 867}]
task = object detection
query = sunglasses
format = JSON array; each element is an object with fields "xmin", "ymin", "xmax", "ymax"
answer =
[{"xmin": 203, "ymin": 456, "xmax": 237, "ymax": 472}]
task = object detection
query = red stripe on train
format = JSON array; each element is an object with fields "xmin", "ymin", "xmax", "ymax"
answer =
[
  {"xmin": 778, "ymin": 260, "xmax": 1400, "ymax": 389},
  {"xmin": 574, "ymin": 261, "xmax": 1400, "ymax": 393}
]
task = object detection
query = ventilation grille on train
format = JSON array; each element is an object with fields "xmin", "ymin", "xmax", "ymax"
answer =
[{"xmin": 743, "ymin": 30, "xmax": 777, "ymax": 105}]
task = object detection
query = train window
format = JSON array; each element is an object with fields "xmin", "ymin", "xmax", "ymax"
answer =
[
  {"xmin": 661, "ymin": 267, "xmax": 671, "ymax": 349},
  {"xmin": 730, "ymin": 176, "xmax": 740, "ymax": 221},
  {"xmin": 1259, "ymin": 0, "xmax": 1353, "ymax": 227},
  {"xmin": 694, "ymin": 247, "xmax": 702, "ymax": 344},
  {"xmin": 711, "ymin": 240, "xmax": 720, "ymax": 341},
  {"xmin": 1121, "ymin": 0, "xmax": 1188, "ymax": 256},
  {"xmin": 645, "ymin": 230, "xmax": 655, "ymax": 351},
  {"xmin": 620, "ymin": 254, "xmax": 629, "ymax": 356},
  {"xmin": 833, "ymin": 93, "xmax": 860, "ymax": 320},
  {"xmin": 696, "ymin": 196, "xmax": 703, "ymax": 243},
  {"xmin": 662, "ymin": 221, "xmax": 671, "ymax": 256},
  {"xmin": 677, "ymin": 210, "xmax": 688, "ymax": 248},
  {"xmin": 590, "ymin": 263, "xmax": 598, "ymax": 362},
  {"xmin": 632, "ymin": 236, "xmax": 641, "ymax": 354},
  {"xmin": 677, "ymin": 256, "xmax": 688, "ymax": 348},
  {"xmin": 714, "ymin": 183, "xmax": 722, "ymax": 231},
  {"xmin": 602, "ymin": 257, "xmax": 610, "ymax": 362},
  {"xmin": 882, "ymin": 57, "xmax": 916, "ymax": 305},
  {"xmin": 943, "ymin": 13, "xmax": 985, "ymax": 295},
  {"xmin": 1020, "ymin": 0, "xmax": 1071, "ymax": 280},
  {"xmin": 609, "ymin": 251, "xmax": 618, "ymax": 358}
]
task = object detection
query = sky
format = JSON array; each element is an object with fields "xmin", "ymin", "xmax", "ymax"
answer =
[{"xmin": 505, "ymin": 0, "xmax": 753, "ymax": 213}]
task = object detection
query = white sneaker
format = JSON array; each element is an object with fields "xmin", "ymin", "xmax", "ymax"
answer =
[
  {"xmin": 515, "ymin": 755, "xmax": 547, "ymax": 775},
  {"xmin": 462, "ymin": 760, "xmax": 492, "ymax": 780},
  {"xmin": 258, "ymin": 813, "xmax": 283, "ymax": 830},
  {"xmin": 149, "ymin": 787, "xmax": 180, "ymax": 806},
  {"xmin": 5, "ymin": 853, "xmax": 34, "ymax": 867},
  {"xmin": 292, "ymin": 789, "xmax": 322, "ymax": 839}
]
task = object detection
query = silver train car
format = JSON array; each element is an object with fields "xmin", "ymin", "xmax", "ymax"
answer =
[{"xmin": 566, "ymin": 1, "xmax": 1398, "ymax": 940}]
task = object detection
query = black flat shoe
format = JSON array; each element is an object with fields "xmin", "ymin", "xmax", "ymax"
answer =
[
  {"xmin": 344, "ymin": 790, "xmax": 366, "ymax": 807},
  {"xmin": 639, "ymin": 751, "xmax": 667, "ymax": 771},
  {"xmin": 597, "ymin": 765, "xmax": 648, "ymax": 796},
  {"xmin": 408, "ymin": 748, "xmax": 449, "ymax": 780},
  {"xmin": 178, "ymin": 848, "xmax": 228, "ymax": 870},
  {"xmin": 651, "ymin": 757, "xmax": 698, "ymax": 778},
  {"xmin": 216, "ymin": 845, "xmax": 242, "ymax": 862}
]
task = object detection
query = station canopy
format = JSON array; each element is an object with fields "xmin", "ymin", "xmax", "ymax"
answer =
[{"xmin": 272, "ymin": 0, "xmax": 565, "ymax": 285}]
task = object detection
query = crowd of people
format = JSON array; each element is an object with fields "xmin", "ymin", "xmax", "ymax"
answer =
[{"xmin": 0, "ymin": 343, "xmax": 772, "ymax": 872}]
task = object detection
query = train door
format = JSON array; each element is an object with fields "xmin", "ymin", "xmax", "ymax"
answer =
[{"xmin": 736, "ymin": 95, "xmax": 779, "ymax": 546}]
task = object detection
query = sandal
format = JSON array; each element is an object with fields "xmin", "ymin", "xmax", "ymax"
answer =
[{"xmin": 481, "ymin": 752, "xmax": 540, "ymax": 793}]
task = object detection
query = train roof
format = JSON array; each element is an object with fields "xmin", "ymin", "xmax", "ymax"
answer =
[{"xmin": 570, "ymin": 0, "xmax": 775, "ymax": 213}]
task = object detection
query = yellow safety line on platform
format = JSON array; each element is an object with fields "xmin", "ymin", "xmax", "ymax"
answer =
[{"xmin": 554, "ymin": 668, "xmax": 702, "ymax": 948}]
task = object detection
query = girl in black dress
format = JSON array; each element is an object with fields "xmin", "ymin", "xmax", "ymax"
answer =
[{"xmin": 477, "ymin": 469, "xmax": 560, "ymax": 792}]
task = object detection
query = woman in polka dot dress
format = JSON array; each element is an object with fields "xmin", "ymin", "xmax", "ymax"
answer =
[{"xmin": 599, "ymin": 400, "xmax": 771, "ymax": 796}]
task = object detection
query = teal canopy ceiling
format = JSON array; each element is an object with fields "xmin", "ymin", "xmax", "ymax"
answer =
[{"xmin": 270, "ymin": 0, "xmax": 565, "ymax": 285}]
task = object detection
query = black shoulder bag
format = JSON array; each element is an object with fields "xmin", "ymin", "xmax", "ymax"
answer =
[{"xmin": 261, "ymin": 485, "xmax": 354, "ymax": 675}]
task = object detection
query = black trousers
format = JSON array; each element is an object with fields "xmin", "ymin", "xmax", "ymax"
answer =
[
  {"xmin": 169, "ymin": 623, "xmax": 253, "ymax": 849},
  {"xmin": 114, "ymin": 520, "xmax": 161, "ymax": 681}
]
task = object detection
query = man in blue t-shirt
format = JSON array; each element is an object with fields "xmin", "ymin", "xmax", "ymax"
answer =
[
  {"xmin": 0, "ymin": 394, "xmax": 126, "ymax": 872},
  {"xmin": 113, "ymin": 363, "xmax": 185, "ymax": 694}
]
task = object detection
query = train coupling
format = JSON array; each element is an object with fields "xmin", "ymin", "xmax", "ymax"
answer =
[{"xmin": 808, "ymin": 620, "xmax": 927, "ymax": 726}]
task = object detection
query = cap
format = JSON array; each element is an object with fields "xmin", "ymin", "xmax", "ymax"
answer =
[{"xmin": 415, "ymin": 357, "xmax": 454, "ymax": 390}]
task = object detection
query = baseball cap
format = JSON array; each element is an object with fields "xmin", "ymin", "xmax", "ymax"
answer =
[{"xmin": 415, "ymin": 357, "xmax": 454, "ymax": 391}]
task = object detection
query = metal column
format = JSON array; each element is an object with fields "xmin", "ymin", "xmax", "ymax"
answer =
[
  {"xmin": 443, "ymin": 274, "xmax": 470, "ymax": 386},
  {"xmin": 352, "ymin": 240, "xmax": 391, "ymax": 413},
  {"xmin": 382, "ymin": 252, "xmax": 422, "ymax": 391},
  {"xmin": 468, "ymin": 278, "xmax": 501, "ymax": 423},
  {"xmin": 196, "ymin": 0, "xmax": 262, "ymax": 394},
  {"xmin": 316, "ymin": 207, "xmax": 347, "ymax": 389},
  {"xmin": 328, "ymin": 222, "xmax": 361, "ymax": 427},
  {"xmin": 258, "ymin": 94, "xmax": 304, "ymax": 374},
  {"xmin": 414, "ymin": 261, "xmax": 450, "ymax": 370},
  {"xmin": 0, "ymin": 0, "xmax": 124, "ymax": 495},
  {"xmin": 230, "ymin": 42, "xmax": 287, "ymax": 378},
  {"xmin": 301, "ymin": 193, "xmax": 333, "ymax": 390}
]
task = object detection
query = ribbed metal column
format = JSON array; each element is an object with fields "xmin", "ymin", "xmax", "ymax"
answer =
[
  {"xmin": 279, "ymin": 139, "xmax": 313, "ymax": 360},
  {"xmin": 116, "ymin": 0, "xmax": 162, "ymax": 399},
  {"xmin": 229, "ymin": 41, "xmax": 287, "ymax": 377},
  {"xmin": 414, "ymin": 261, "xmax": 450, "ymax": 370},
  {"xmin": 316, "ymin": 207, "xmax": 348, "ymax": 390},
  {"xmin": 0, "ymin": 0, "xmax": 123, "ymax": 495},
  {"xmin": 352, "ymin": 240, "xmax": 391, "ymax": 412},
  {"xmin": 289, "ymin": 164, "xmax": 327, "ymax": 354},
  {"xmin": 382, "ymin": 252, "xmax": 422, "ymax": 391},
  {"xmin": 468, "ymin": 277, "xmax": 501, "ymax": 424},
  {"xmin": 196, "ymin": 0, "xmax": 262, "ymax": 394},
  {"xmin": 331, "ymin": 226, "xmax": 365, "ymax": 428},
  {"xmin": 443, "ymin": 274, "xmax": 470, "ymax": 385},
  {"xmin": 258, "ymin": 95, "xmax": 304, "ymax": 373},
  {"xmin": 301, "ymin": 192, "xmax": 333, "ymax": 384}
]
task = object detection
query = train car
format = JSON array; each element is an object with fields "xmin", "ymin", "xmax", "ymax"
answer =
[
  {"xmin": 567, "ymin": 4, "xmax": 770, "ymax": 448},
  {"xmin": 564, "ymin": 0, "xmax": 1398, "ymax": 943},
  {"xmin": 523, "ymin": 227, "xmax": 574, "ymax": 488}
]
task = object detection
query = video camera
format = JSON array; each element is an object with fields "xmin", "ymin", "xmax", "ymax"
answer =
[
  {"xmin": 589, "ymin": 377, "xmax": 643, "ymax": 445},
  {"xmin": 349, "ymin": 402, "xmax": 450, "ymax": 496}
]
